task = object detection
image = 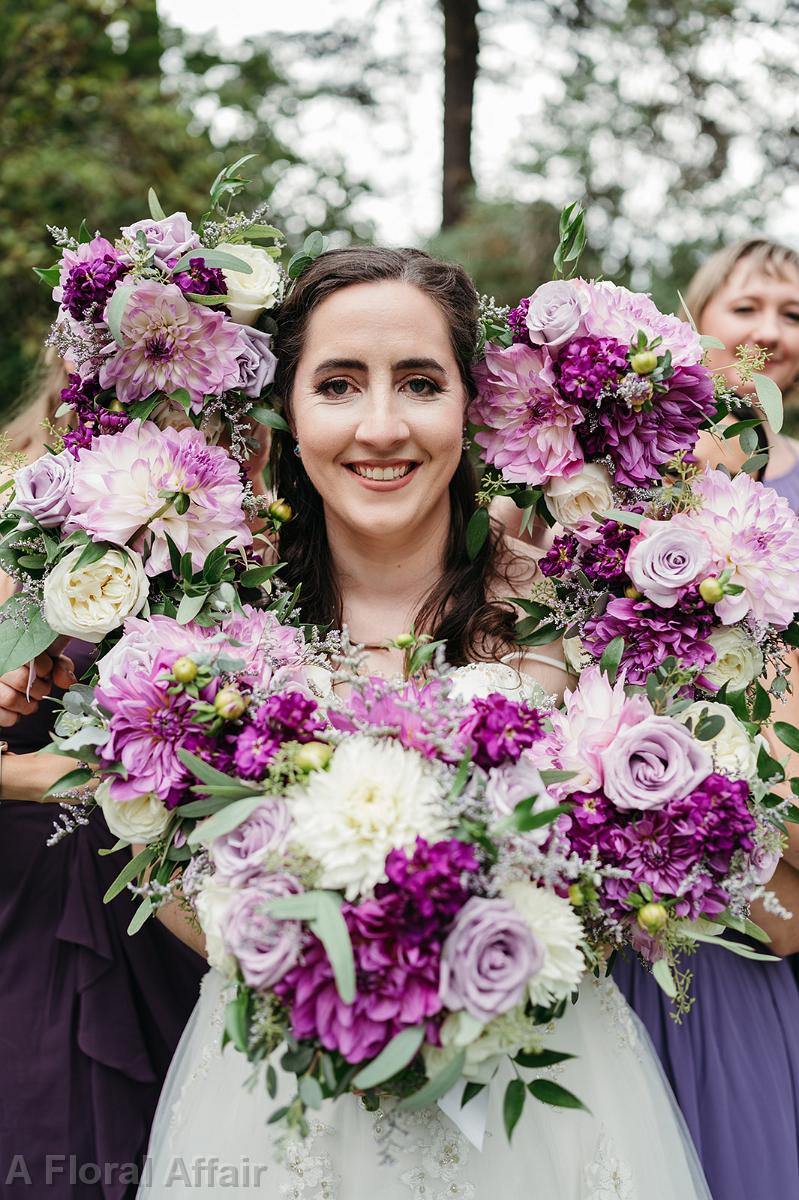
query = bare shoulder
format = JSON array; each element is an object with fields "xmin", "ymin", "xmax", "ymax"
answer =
[
  {"xmin": 694, "ymin": 422, "xmax": 748, "ymax": 473},
  {"xmin": 492, "ymin": 534, "xmax": 545, "ymax": 601}
]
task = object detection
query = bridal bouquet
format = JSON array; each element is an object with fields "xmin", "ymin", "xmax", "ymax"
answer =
[
  {"xmin": 0, "ymin": 159, "xmax": 293, "ymax": 675},
  {"xmin": 531, "ymin": 664, "xmax": 794, "ymax": 1010},
  {"xmin": 157, "ymin": 664, "xmax": 588, "ymax": 1141}
]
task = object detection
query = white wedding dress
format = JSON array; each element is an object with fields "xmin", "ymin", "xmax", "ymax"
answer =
[{"xmin": 138, "ymin": 662, "xmax": 711, "ymax": 1200}]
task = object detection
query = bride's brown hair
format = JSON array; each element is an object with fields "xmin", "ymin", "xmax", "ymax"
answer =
[{"xmin": 268, "ymin": 246, "xmax": 520, "ymax": 664}]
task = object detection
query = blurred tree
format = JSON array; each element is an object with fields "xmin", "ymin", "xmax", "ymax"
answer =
[
  {"xmin": 0, "ymin": 0, "xmax": 371, "ymax": 418},
  {"xmin": 441, "ymin": 0, "xmax": 480, "ymax": 228}
]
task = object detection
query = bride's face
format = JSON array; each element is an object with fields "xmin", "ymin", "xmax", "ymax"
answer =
[{"xmin": 290, "ymin": 280, "xmax": 466, "ymax": 544}]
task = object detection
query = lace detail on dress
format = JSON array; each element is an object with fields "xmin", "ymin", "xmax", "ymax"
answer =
[
  {"xmin": 449, "ymin": 661, "xmax": 555, "ymax": 710},
  {"xmin": 593, "ymin": 975, "xmax": 642, "ymax": 1059},
  {"xmin": 393, "ymin": 1108, "xmax": 476, "ymax": 1199},
  {"xmin": 279, "ymin": 1121, "xmax": 339, "ymax": 1199},
  {"xmin": 169, "ymin": 972, "xmax": 229, "ymax": 1132},
  {"xmin": 581, "ymin": 1128, "xmax": 635, "ymax": 1200}
]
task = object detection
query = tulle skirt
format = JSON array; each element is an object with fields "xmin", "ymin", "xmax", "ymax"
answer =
[{"xmin": 138, "ymin": 969, "xmax": 711, "ymax": 1199}]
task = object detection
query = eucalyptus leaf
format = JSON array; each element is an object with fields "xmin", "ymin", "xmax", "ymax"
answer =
[
  {"xmin": 103, "ymin": 846, "xmax": 155, "ymax": 903},
  {"xmin": 187, "ymin": 796, "xmax": 267, "ymax": 848},
  {"xmin": 303, "ymin": 230, "xmax": 325, "ymax": 258},
  {"xmin": 597, "ymin": 508, "xmax": 644, "ymax": 529},
  {"xmin": 398, "ymin": 1050, "xmax": 467, "ymax": 1112},
  {"xmin": 240, "ymin": 564, "xmax": 283, "ymax": 588},
  {"xmin": 699, "ymin": 334, "xmax": 726, "ymax": 350},
  {"xmin": 352, "ymin": 1026, "xmax": 425, "ymax": 1090},
  {"xmin": 172, "ymin": 248, "xmax": 253, "ymax": 275},
  {"xmin": 177, "ymin": 748, "xmax": 249, "ymax": 789},
  {"xmin": 652, "ymin": 958, "xmax": 677, "ymax": 998},
  {"xmin": 127, "ymin": 898, "xmax": 153, "ymax": 935},
  {"xmin": 106, "ymin": 283, "xmax": 135, "ymax": 345},
  {"xmin": 599, "ymin": 635, "xmax": 625, "ymax": 682},
  {"xmin": 0, "ymin": 601, "xmax": 55, "ymax": 676},
  {"xmin": 250, "ymin": 406, "xmax": 290, "ymax": 432},
  {"xmin": 753, "ymin": 372, "xmax": 783, "ymax": 433},
  {"xmin": 147, "ymin": 187, "xmax": 167, "ymax": 221},
  {"xmin": 299, "ymin": 1076, "xmax": 324, "ymax": 1109},
  {"xmin": 176, "ymin": 591, "xmax": 207, "ymax": 625},
  {"xmin": 42, "ymin": 766, "xmax": 94, "ymax": 797},
  {"xmin": 224, "ymin": 991, "xmax": 250, "ymax": 1054}
]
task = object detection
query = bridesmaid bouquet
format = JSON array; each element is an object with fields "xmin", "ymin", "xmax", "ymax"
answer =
[
  {"xmin": 532, "ymin": 664, "xmax": 793, "ymax": 1011},
  {"xmin": 0, "ymin": 160, "xmax": 296, "ymax": 675},
  {"xmin": 65, "ymin": 640, "xmax": 590, "ymax": 1141}
]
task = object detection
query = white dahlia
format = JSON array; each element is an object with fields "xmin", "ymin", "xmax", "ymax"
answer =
[
  {"xmin": 503, "ymin": 881, "xmax": 585, "ymax": 1006},
  {"xmin": 288, "ymin": 736, "xmax": 450, "ymax": 900}
]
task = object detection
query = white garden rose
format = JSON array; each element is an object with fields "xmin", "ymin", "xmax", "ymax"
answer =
[
  {"xmin": 216, "ymin": 242, "xmax": 282, "ymax": 325},
  {"xmin": 194, "ymin": 876, "xmax": 237, "ymax": 978},
  {"xmin": 678, "ymin": 701, "xmax": 758, "ymax": 781},
  {"xmin": 543, "ymin": 463, "xmax": 614, "ymax": 530},
  {"xmin": 704, "ymin": 627, "xmax": 765, "ymax": 691},
  {"xmin": 96, "ymin": 778, "xmax": 170, "ymax": 845},
  {"xmin": 503, "ymin": 881, "xmax": 585, "ymax": 1006},
  {"xmin": 43, "ymin": 546, "xmax": 149, "ymax": 642},
  {"xmin": 288, "ymin": 736, "xmax": 449, "ymax": 900}
]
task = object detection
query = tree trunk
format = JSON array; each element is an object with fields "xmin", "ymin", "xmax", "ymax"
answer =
[{"xmin": 441, "ymin": 0, "xmax": 479, "ymax": 229}]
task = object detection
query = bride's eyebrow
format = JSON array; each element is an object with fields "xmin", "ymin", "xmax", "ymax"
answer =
[
  {"xmin": 394, "ymin": 357, "xmax": 448, "ymax": 375},
  {"xmin": 312, "ymin": 358, "xmax": 367, "ymax": 374}
]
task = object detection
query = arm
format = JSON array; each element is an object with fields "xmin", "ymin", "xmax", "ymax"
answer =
[
  {"xmin": 750, "ymin": 859, "xmax": 799, "ymax": 957},
  {"xmin": 130, "ymin": 840, "xmax": 208, "ymax": 957}
]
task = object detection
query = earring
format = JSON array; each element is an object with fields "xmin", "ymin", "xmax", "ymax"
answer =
[
  {"xmin": 293, "ymin": 443, "xmax": 302, "ymax": 458},
  {"xmin": 462, "ymin": 431, "xmax": 471, "ymax": 450}
]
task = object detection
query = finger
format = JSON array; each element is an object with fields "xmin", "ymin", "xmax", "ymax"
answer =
[
  {"xmin": 32, "ymin": 652, "xmax": 55, "ymax": 679},
  {"xmin": 0, "ymin": 681, "xmax": 38, "ymax": 718},
  {"xmin": 52, "ymin": 656, "xmax": 77, "ymax": 691},
  {"xmin": 0, "ymin": 667, "xmax": 52, "ymax": 700}
]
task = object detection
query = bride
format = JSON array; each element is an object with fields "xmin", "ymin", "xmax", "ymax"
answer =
[{"xmin": 138, "ymin": 247, "xmax": 710, "ymax": 1199}]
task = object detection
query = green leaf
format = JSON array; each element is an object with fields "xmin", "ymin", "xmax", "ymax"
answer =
[
  {"xmin": 0, "ymin": 600, "xmax": 55, "ymax": 676},
  {"xmin": 774, "ymin": 721, "xmax": 799, "ymax": 754},
  {"xmin": 183, "ymin": 292, "xmax": 230, "ymax": 306},
  {"xmin": 97, "ymin": 838, "xmax": 127, "ymax": 856},
  {"xmin": 752, "ymin": 682, "xmax": 772, "ymax": 723},
  {"xmin": 287, "ymin": 253, "xmax": 312, "ymax": 279},
  {"xmin": 42, "ymin": 766, "xmax": 93, "ymax": 797},
  {"xmin": 740, "ymin": 452, "xmax": 769, "ymax": 475},
  {"xmin": 515, "ymin": 1048, "xmax": 575, "ymax": 1069},
  {"xmin": 70, "ymin": 540, "xmax": 110, "ymax": 572},
  {"xmin": 527, "ymin": 1078, "xmax": 588, "ymax": 1112},
  {"xmin": 700, "ymin": 334, "xmax": 726, "ymax": 350},
  {"xmin": 240, "ymin": 564, "xmax": 283, "ymax": 588},
  {"xmin": 461, "ymin": 1081, "xmax": 485, "ymax": 1107},
  {"xmin": 722, "ymin": 418, "xmax": 762, "ymax": 438},
  {"xmin": 466, "ymin": 507, "xmax": 490, "ymax": 561},
  {"xmin": 169, "ymin": 387, "xmax": 193, "ymax": 413},
  {"xmin": 187, "ymin": 796, "xmax": 266, "ymax": 848},
  {"xmin": 147, "ymin": 187, "xmax": 167, "ymax": 221},
  {"xmin": 516, "ymin": 621, "xmax": 561, "ymax": 647},
  {"xmin": 715, "ymin": 910, "xmax": 770, "ymax": 945},
  {"xmin": 538, "ymin": 769, "xmax": 577, "ymax": 786},
  {"xmin": 398, "ymin": 1050, "xmax": 467, "ymax": 1112},
  {"xmin": 299, "ymin": 1076, "xmax": 324, "ymax": 1109},
  {"xmin": 106, "ymin": 283, "xmax": 135, "ymax": 344},
  {"xmin": 738, "ymin": 427, "xmax": 759, "ymax": 455},
  {"xmin": 224, "ymin": 990, "xmax": 250, "ymax": 1054},
  {"xmin": 250, "ymin": 405, "xmax": 290, "ymax": 432},
  {"xmin": 352, "ymin": 1026, "xmax": 425, "ymax": 1090},
  {"xmin": 241, "ymin": 224, "xmax": 284, "ymax": 241},
  {"xmin": 127, "ymin": 898, "xmax": 153, "ymax": 935},
  {"xmin": 597, "ymin": 508, "xmax": 645, "ymax": 529},
  {"xmin": 652, "ymin": 958, "xmax": 677, "ymax": 998},
  {"xmin": 176, "ymin": 591, "xmax": 207, "ymax": 625},
  {"xmin": 753, "ymin": 372, "xmax": 783, "ymax": 433},
  {"xmin": 33, "ymin": 265, "xmax": 61, "ymax": 288},
  {"xmin": 173, "ymin": 248, "xmax": 253, "ymax": 275},
  {"xmin": 599, "ymin": 636, "xmax": 625, "ymax": 682},
  {"xmin": 503, "ymin": 1078, "xmax": 526, "ymax": 1140},
  {"xmin": 448, "ymin": 749, "xmax": 473, "ymax": 800},
  {"xmin": 303, "ymin": 231, "xmax": 326, "ymax": 258},
  {"xmin": 695, "ymin": 714, "xmax": 725, "ymax": 740},
  {"xmin": 127, "ymin": 396, "xmax": 159, "ymax": 423},
  {"xmin": 269, "ymin": 890, "xmax": 356, "ymax": 1005},
  {"xmin": 103, "ymin": 846, "xmax": 155, "ymax": 904},
  {"xmin": 266, "ymin": 1063, "xmax": 278, "ymax": 1098}
]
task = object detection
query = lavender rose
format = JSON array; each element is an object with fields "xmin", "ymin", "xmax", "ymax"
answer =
[
  {"xmin": 211, "ymin": 797, "xmax": 291, "ymax": 887},
  {"xmin": 121, "ymin": 212, "xmax": 200, "ymax": 266},
  {"xmin": 626, "ymin": 520, "xmax": 713, "ymax": 608},
  {"xmin": 601, "ymin": 716, "xmax": 712, "ymax": 811},
  {"xmin": 439, "ymin": 897, "xmax": 544, "ymax": 1022},
  {"xmin": 235, "ymin": 326, "xmax": 278, "ymax": 398},
  {"xmin": 13, "ymin": 450, "xmax": 74, "ymax": 529},
  {"xmin": 221, "ymin": 873, "xmax": 303, "ymax": 990},
  {"xmin": 525, "ymin": 280, "xmax": 588, "ymax": 348}
]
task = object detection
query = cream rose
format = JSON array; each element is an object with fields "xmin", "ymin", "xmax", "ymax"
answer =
[
  {"xmin": 216, "ymin": 242, "xmax": 282, "ymax": 325},
  {"xmin": 422, "ymin": 1007, "xmax": 533, "ymax": 1084},
  {"xmin": 96, "ymin": 779, "xmax": 170, "ymax": 845},
  {"xmin": 678, "ymin": 701, "xmax": 758, "ymax": 780},
  {"xmin": 704, "ymin": 628, "xmax": 765, "ymax": 691},
  {"xmin": 543, "ymin": 463, "xmax": 614, "ymax": 530},
  {"xmin": 194, "ymin": 876, "xmax": 237, "ymax": 977},
  {"xmin": 43, "ymin": 546, "xmax": 149, "ymax": 642}
]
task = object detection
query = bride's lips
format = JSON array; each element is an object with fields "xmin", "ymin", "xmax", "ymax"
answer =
[{"xmin": 344, "ymin": 460, "xmax": 420, "ymax": 492}]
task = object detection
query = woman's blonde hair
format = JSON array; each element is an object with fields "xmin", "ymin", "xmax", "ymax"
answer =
[{"xmin": 683, "ymin": 238, "xmax": 799, "ymax": 326}]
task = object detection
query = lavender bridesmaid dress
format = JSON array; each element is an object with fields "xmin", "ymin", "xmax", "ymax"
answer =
[
  {"xmin": 614, "ymin": 454, "xmax": 799, "ymax": 1200},
  {"xmin": 0, "ymin": 645, "xmax": 206, "ymax": 1199}
]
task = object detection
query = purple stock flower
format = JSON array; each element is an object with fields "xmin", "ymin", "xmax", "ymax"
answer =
[
  {"xmin": 61, "ymin": 253, "xmax": 128, "ymax": 322},
  {"xmin": 459, "ymin": 693, "xmax": 544, "ymax": 769},
  {"xmin": 222, "ymin": 873, "xmax": 303, "ymax": 989},
  {"xmin": 439, "ymin": 896, "xmax": 544, "ymax": 1022},
  {"xmin": 583, "ymin": 589, "xmax": 716, "ymax": 685},
  {"xmin": 507, "ymin": 297, "xmax": 531, "ymax": 344},
  {"xmin": 233, "ymin": 725, "xmax": 282, "ymax": 780},
  {"xmin": 232, "ymin": 692, "xmax": 323, "ymax": 780},
  {"xmin": 557, "ymin": 335, "xmax": 628, "ymax": 404},
  {"xmin": 580, "ymin": 518, "xmax": 639, "ymax": 583},
  {"xmin": 173, "ymin": 257, "xmax": 227, "ymax": 297},
  {"xmin": 540, "ymin": 532, "xmax": 580, "ymax": 578}
]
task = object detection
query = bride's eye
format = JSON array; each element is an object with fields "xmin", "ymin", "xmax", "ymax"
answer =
[
  {"xmin": 403, "ymin": 376, "xmax": 441, "ymax": 397},
  {"xmin": 317, "ymin": 378, "xmax": 354, "ymax": 398}
]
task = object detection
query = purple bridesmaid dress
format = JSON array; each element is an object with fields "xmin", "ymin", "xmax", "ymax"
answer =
[{"xmin": 0, "ymin": 645, "xmax": 206, "ymax": 1198}]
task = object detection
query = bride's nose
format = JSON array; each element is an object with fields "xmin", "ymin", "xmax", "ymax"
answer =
[{"xmin": 354, "ymin": 391, "xmax": 411, "ymax": 447}]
